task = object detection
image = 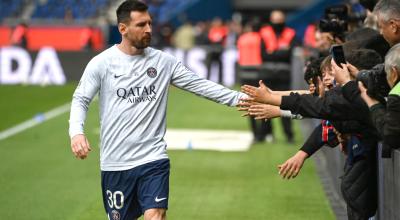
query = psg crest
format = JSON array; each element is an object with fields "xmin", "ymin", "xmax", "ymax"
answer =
[
  {"xmin": 146, "ymin": 67, "xmax": 157, "ymax": 78},
  {"xmin": 111, "ymin": 210, "xmax": 120, "ymax": 220}
]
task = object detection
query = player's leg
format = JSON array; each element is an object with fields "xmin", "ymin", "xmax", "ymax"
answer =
[
  {"xmin": 137, "ymin": 159, "xmax": 170, "ymax": 220},
  {"xmin": 143, "ymin": 208, "xmax": 166, "ymax": 220},
  {"xmin": 101, "ymin": 170, "xmax": 141, "ymax": 220}
]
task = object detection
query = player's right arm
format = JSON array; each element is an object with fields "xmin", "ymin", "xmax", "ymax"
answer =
[
  {"xmin": 69, "ymin": 57, "xmax": 102, "ymax": 159},
  {"xmin": 71, "ymin": 134, "xmax": 91, "ymax": 159},
  {"xmin": 170, "ymin": 61, "xmax": 246, "ymax": 106}
]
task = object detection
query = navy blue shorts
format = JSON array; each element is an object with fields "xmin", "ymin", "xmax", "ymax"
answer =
[{"xmin": 101, "ymin": 159, "xmax": 170, "ymax": 220}]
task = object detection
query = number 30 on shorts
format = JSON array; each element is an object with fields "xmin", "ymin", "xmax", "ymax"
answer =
[{"xmin": 106, "ymin": 190, "xmax": 124, "ymax": 209}]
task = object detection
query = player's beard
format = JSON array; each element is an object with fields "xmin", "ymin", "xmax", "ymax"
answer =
[{"xmin": 131, "ymin": 36, "xmax": 151, "ymax": 49}]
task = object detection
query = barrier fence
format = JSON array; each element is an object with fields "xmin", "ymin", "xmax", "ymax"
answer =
[{"xmin": 378, "ymin": 145, "xmax": 400, "ymax": 220}]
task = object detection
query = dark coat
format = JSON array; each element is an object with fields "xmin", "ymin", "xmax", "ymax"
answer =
[
  {"xmin": 280, "ymin": 85, "xmax": 378, "ymax": 217},
  {"xmin": 369, "ymin": 81, "xmax": 400, "ymax": 157}
]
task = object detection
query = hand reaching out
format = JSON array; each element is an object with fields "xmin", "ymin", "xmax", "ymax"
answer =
[
  {"xmin": 237, "ymin": 98, "xmax": 258, "ymax": 117},
  {"xmin": 277, "ymin": 151, "xmax": 308, "ymax": 179},
  {"xmin": 248, "ymin": 104, "xmax": 281, "ymax": 120},
  {"xmin": 241, "ymin": 80, "xmax": 272, "ymax": 104}
]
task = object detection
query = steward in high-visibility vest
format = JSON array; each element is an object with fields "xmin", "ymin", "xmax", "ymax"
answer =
[
  {"xmin": 205, "ymin": 17, "xmax": 227, "ymax": 84},
  {"xmin": 258, "ymin": 10, "xmax": 296, "ymax": 143},
  {"xmin": 260, "ymin": 25, "xmax": 295, "ymax": 54},
  {"xmin": 304, "ymin": 24, "xmax": 317, "ymax": 48},
  {"xmin": 237, "ymin": 31, "xmax": 262, "ymax": 66},
  {"xmin": 236, "ymin": 22, "xmax": 267, "ymax": 143}
]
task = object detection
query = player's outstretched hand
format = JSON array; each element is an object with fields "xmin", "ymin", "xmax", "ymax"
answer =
[
  {"xmin": 277, "ymin": 151, "xmax": 308, "ymax": 179},
  {"xmin": 71, "ymin": 134, "xmax": 92, "ymax": 159},
  {"xmin": 241, "ymin": 80, "xmax": 271, "ymax": 104},
  {"xmin": 248, "ymin": 104, "xmax": 281, "ymax": 120},
  {"xmin": 237, "ymin": 98, "xmax": 257, "ymax": 117}
]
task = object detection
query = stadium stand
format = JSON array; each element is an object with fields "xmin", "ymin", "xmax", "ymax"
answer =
[
  {"xmin": 0, "ymin": 0, "xmax": 24, "ymax": 22},
  {"xmin": 31, "ymin": 0, "xmax": 108, "ymax": 20}
]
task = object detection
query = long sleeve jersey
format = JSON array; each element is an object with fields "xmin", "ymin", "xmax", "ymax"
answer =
[
  {"xmin": 69, "ymin": 45, "xmax": 245, "ymax": 171},
  {"xmin": 300, "ymin": 120, "xmax": 339, "ymax": 156}
]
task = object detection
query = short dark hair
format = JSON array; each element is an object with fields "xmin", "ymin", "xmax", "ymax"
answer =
[
  {"xmin": 304, "ymin": 57, "xmax": 324, "ymax": 82},
  {"xmin": 116, "ymin": 0, "xmax": 148, "ymax": 24},
  {"xmin": 343, "ymin": 28, "xmax": 390, "ymax": 60},
  {"xmin": 320, "ymin": 55, "xmax": 332, "ymax": 73},
  {"xmin": 359, "ymin": 0, "xmax": 379, "ymax": 12},
  {"xmin": 346, "ymin": 49, "xmax": 383, "ymax": 70}
]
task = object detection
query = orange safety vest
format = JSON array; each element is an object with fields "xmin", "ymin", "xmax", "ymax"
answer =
[
  {"xmin": 304, "ymin": 24, "xmax": 316, "ymax": 47},
  {"xmin": 208, "ymin": 26, "xmax": 228, "ymax": 44},
  {"xmin": 10, "ymin": 25, "xmax": 27, "ymax": 45},
  {"xmin": 237, "ymin": 32, "xmax": 262, "ymax": 66},
  {"xmin": 260, "ymin": 25, "xmax": 295, "ymax": 53}
]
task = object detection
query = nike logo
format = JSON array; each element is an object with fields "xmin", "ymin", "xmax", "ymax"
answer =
[
  {"xmin": 155, "ymin": 196, "xmax": 167, "ymax": 202},
  {"xmin": 114, "ymin": 74, "xmax": 124, "ymax": 78}
]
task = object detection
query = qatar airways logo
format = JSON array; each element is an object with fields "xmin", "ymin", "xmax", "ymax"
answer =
[{"xmin": 116, "ymin": 85, "xmax": 157, "ymax": 103}]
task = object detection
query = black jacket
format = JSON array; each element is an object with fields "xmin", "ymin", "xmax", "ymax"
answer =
[
  {"xmin": 369, "ymin": 82, "xmax": 400, "ymax": 157},
  {"xmin": 280, "ymin": 85, "xmax": 378, "ymax": 217},
  {"xmin": 281, "ymin": 87, "xmax": 363, "ymax": 121},
  {"xmin": 300, "ymin": 121, "xmax": 338, "ymax": 156},
  {"xmin": 280, "ymin": 87, "xmax": 378, "ymax": 138}
]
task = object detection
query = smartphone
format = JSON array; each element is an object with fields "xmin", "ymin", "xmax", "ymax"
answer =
[{"xmin": 330, "ymin": 45, "xmax": 346, "ymax": 67}]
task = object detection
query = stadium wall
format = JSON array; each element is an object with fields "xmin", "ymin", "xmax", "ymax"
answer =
[{"xmin": 0, "ymin": 26, "xmax": 104, "ymax": 51}]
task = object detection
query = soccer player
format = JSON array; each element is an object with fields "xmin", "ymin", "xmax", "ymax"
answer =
[{"xmin": 68, "ymin": 1, "xmax": 244, "ymax": 220}]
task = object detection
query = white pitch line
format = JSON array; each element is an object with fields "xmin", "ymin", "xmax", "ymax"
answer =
[
  {"xmin": 0, "ymin": 103, "xmax": 71, "ymax": 141},
  {"xmin": 164, "ymin": 129, "xmax": 252, "ymax": 152}
]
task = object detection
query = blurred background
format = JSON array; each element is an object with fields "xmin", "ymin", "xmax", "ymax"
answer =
[{"xmin": 0, "ymin": 0, "xmax": 386, "ymax": 220}]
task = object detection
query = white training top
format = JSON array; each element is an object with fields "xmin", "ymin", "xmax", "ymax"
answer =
[{"xmin": 69, "ymin": 45, "xmax": 245, "ymax": 171}]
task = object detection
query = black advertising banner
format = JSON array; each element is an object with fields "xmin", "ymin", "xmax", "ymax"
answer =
[
  {"xmin": 0, "ymin": 46, "xmax": 238, "ymax": 86},
  {"xmin": 0, "ymin": 46, "xmax": 97, "ymax": 85}
]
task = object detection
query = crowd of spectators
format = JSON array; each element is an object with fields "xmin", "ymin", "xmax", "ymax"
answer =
[{"xmin": 238, "ymin": 0, "xmax": 400, "ymax": 219}]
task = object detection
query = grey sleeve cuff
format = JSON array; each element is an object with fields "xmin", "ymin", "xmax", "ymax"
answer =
[{"xmin": 280, "ymin": 109, "xmax": 303, "ymax": 120}]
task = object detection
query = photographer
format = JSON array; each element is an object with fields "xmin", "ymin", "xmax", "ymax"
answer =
[{"xmin": 359, "ymin": 44, "xmax": 400, "ymax": 156}]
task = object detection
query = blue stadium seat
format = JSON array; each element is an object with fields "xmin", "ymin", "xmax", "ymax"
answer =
[
  {"xmin": 31, "ymin": 0, "xmax": 108, "ymax": 20},
  {"xmin": 0, "ymin": 0, "xmax": 24, "ymax": 22}
]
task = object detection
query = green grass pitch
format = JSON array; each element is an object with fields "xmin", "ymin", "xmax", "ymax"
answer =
[{"xmin": 0, "ymin": 84, "xmax": 334, "ymax": 220}]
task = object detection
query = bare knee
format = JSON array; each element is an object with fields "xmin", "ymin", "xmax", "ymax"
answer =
[{"xmin": 144, "ymin": 208, "xmax": 166, "ymax": 220}]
